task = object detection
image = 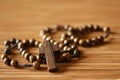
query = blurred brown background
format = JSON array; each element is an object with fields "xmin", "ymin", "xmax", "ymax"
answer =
[{"xmin": 0, "ymin": 0, "xmax": 120, "ymax": 80}]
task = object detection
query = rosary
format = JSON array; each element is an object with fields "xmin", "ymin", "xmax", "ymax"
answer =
[{"xmin": 1, "ymin": 24, "xmax": 111, "ymax": 72}]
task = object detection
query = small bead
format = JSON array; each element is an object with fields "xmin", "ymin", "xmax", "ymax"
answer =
[
  {"xmin": 61, "ymin": 33, "xmax": 68, "ymax": 39},
  {"xmin": 73, "ymin": 37, "xmax": 79, "ymax": 44},
  {"xmin": 79, "ymin": 39, "xmax": 86, "ymax": 46},
  {"xmin": 10, "ymin": 38, "xmax": 16, "ymax": 44},
  {"xmin": 24, "ymin": 53, "xmax": 31, "ymax": 61},
  {"xmin": 78, "ymin": 27, "xmax": 85, "ymax": 34},
  {"xmin": 62, "ymin": 53, "xmax": 71, "ymax": 62},
  {"xmin": 53, "ymin": 41, "xmax": 59, "ymax": 45},
  {"xmin": 16, "ymin": 39, "xmax": 22, "ymax": 44},
  {"xmin": 64, "ymin": 24, "xmax": 70, "ymax": 30},
  {"xmin": 67, "ymin": 31, "xmax": 73, "ymax": 36},
  {"xmin": 63, "ymin": 39, "xmax": 71, "ymax": 45},
  {"xmin": 88, "ymin": 24, "xmax": 94, "ymax": 31},
  {"xmin": 10, "ymin": 60, "xmax": 18, "ymax": 68},
  {"xmin": 91, "ymin": 37, "xmax": 98, "ymax": 46},
  {"xmin": 97, "ymin": 36, "xmax": 104, "ymax": 43},
  {"xmin": 71, "ymin": 44, "xmax": 77, "ymax": 49},
  {"xmin": 103, "ymin": 27, "xmax": 110, "ymax": 33},
  {"xmin": 63, "ymin": 46, "xmax": 69, "ymax": 51},
  {"xmin": 59, "ymin": 43, "xmax": 64, "ymax": 49},
  {"xmin": 42, "ymin": 34, "xmax": 48, "ymax": 40},
  {"xmin": 72, "ymin": 49, "xmax": 80, "ymax": 58},
  {"xmin": 68, "ymin": 27, "xmax": 74, "ymax": 32},
  {"xmin": 38, "ymin": 43, "xmax": 43, "ymax": 48},
  {"xmin": 4, "ymin": 40, "xmax": 10, "ymax": 47},
  {"xmin": 29, "ymin": 39, "xmax": 35, "ymax": 46},
  {"xmin": 45, "ymin": 36, "xmax": 52, "ymax": 41},
  {"xmin": 35, "ymin": 41, "xmax": 40, "ymax": 47},
  {"xmin": 3, "ymin": 57, "xmax": 11, "ymax": 65},
  {"xmin": 29, "ymin": 55, "xmax": 36, "ymax": 63},
  {"xmin": 50, "ymin": 39, "xmax": 55, "ymax": 44},
  {"xmin": 19, "ymin": 48, "xmax": 25, "ymax": 54},
  {"xmin": 21, "ymin": 50, "xmax": 27, "ymax": 57},
  {"xmin": 36, "ymin": 55, "xmax": 42, "ymax": 63},
  {"xmin": 1, "ymin": 54, "xmax": 8, "ymax": 60},
  {"xmin": 33, "ymin": 61, "xmax": 40, "ymax": 69},
  {"xmin": 4, "ymin": 48, "xmax": 11, "ymax": 54},
  {"xmin": 93, "ymin": 25, "xmax": 100, "ymax": 31},
  {"xmin": 70, "ymin": 35, "xmax": 75, "ymax": 40},
  {"xmin": 40, "ymin": 30, "xmax": 46, "ymax": 37},
  {"xmin": 18, "ymin": 42, "xmax": 24, "ymax": 49},
  {"xmin": 53, "ymin": 25, "xmax": 64, "ymax": 31},
  {"xmin": 85, "ymin": 39, "xmax": 92, "ymax": 47},
  {"xmin": 67, "ymin": 47, "xmax": 72, "ymax": 51},
  {"xmin": 44, "ymin": 27, "xmax": 52, "ymax": 33},
  {"xmin": 22, "ymin": 39, "xmax": 29, "ymax": 46}
]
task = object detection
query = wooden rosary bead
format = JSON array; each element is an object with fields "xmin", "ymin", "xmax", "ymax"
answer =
[
  {"xmin": 72, "ymin": 49, "xmax": 80, "ymax": 58},
  {"xmin": 63, "ymin": 39, "xmax": 71, "ymax": 45},
  {"xmin": 63, "ymin": 46, "xmax": 69, "ymax": 51},
  {"xmin": 44, "ymin": 27, "xmax": 52, "ymax": 34},
  {"xmin": 103, "ymin": 27, "xmax": 110, "ymax": 33},
  {"xmin": 71, "ymin": 44, "xmax": 77, "ymax": 49},
  {"xmin": 53, "ymin": 41, "xmax": 59, "ymax": 45},
  {"xmin": 29, "ymin": 39, "xmax": 35, "ymax": 46},
  {"xmin": 24, "ymin": 53, "xmax": 31, "ymax": 61},
  {"xmin": 4, "ymin": 47, "xmax": 11, "ymax": 54},
  {"xmin": 42, "ymin": 34, "xmax": 49, "ymax": 40},
  {"xmin": 79, "ymin": 39, "xmax": 86, "ymax": 46},
  {"xmin": 88, "ymin": 24, "xmax": 94, "ymax": 31},
  {"xmin": 70, "ymin": 35, "xmax": 75, "ymax": 40},
  {"xmin": 85, "ymin": 39, "xmax": 92, "ymax": 47},
  {"xmin": 21, "ymin": 50, "xmax": 27, "ymax": 57},
  {"xmin": 35, "ymin": 41, "xmax": 40, "ymax": 47},
  {"xmin": 29, "ymin": 55, "xmax": 36, "ymax": 63},
  {"xmin": 4, "ymin": 40, "xmax": 10, "ymax": 46},
  {"xmin": 22, "ymin": 39, "xmax": 29, "ymax": 46},
  {"xmin": 73, "ymin": 37, "xmax": 79, "ymax": 44},
  {"xmin": 64, "ymin": 24, "xmax": 70, "ymax": 30},
  {"xmin": 91, "ymin": 37, "xmax": 98, "ymax": 46},
  {"xmin": 61, "ymin": 33, "xmax": 68, "ymax": 38},
  {"xmin": 58, "ymin": 43, "xmax": 64, "ymax": 49},
  {"xmin": 36, "ymin": 55, "xmax": 42, "ymax": 63},
  {"xmin": 1, "ymin": 54, "xmax": 8, "ymax": 60},
  {"xmin": 93, "ymin": 25, "xmax": 100, "ymax": 31},
  {"xmin": 10, "ymin": 38, "xmax": 16, "ymax": 44},
  {"xmin": 18, "ymin": 42, "xmax": 24, "ymax": 49},
  {"xmin": 38, "ymin": 42, "xmax": 43, "ymax": 48},
  {"xmin": 19, "ymin": 48, "xmax": 25, "ymax": 53},
  {"xmin": 3, "ymin": 57, "xmax": 11, "ymax": 65},
  {"xmin": 45, "ymin": 36, "xmax": 52, "ymax": 41},
  {"xmin": 60, "ymin": 37, "xmax": 66, "ymax": 42},
  {"xmin": 97, "ymin": 36, "xmax": 104, "ymax": 43},
  {"xmin": 10, "ymin": 59, "xmax": 18, "ymax": 68},
  {"xmin": 62, "ymin": 53, "xmax": 71, "ymax": 62},
  {"xmin": 50, "ymin": 39, "xmax": 55, "ymax": 44},
  {"xmin": 54, "ymin": 25, "xmax": 64, "ymax": 31},
  {"xmin": 33, "ymin": 61, "xmax": 40, "ymax": 69},
  {"xmin": 67, "ymin": 47, "xmax": 72, "ymax": 51},
  {"xmin": 16, "ymin": 39, "xmax": 22, "ymax": 44}
]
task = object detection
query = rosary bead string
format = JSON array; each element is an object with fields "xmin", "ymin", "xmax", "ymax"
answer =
[{"xmin": 1, "ymin": 24, "xmax": 111, "ymax": 71}]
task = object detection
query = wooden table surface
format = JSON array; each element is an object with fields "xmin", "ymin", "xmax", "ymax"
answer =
[{"xmin": 0, "ymin": 0, "xmax": 120, "ymax": 80}]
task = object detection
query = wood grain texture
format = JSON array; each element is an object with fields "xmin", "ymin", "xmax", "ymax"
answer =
[{"xmin": 0, "ymin": 0, "xmax": 120, "ymax": 80}]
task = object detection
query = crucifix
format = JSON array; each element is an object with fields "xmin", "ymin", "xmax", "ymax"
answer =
[{"xmin": 39, "ymin": 40, "xmax": 60, "ymax": 72}]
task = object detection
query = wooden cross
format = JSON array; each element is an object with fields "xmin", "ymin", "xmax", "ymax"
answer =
[{"xmin": 39, "ymin": 40, "xmax": 60, "ymax": 72}]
